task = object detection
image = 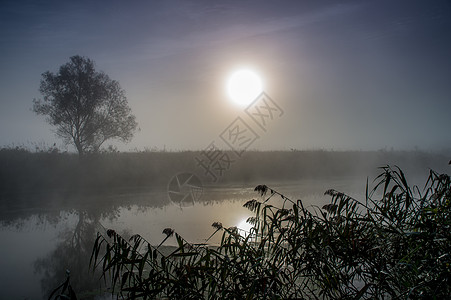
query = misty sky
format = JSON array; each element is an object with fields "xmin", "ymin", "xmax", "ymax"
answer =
[{"xmin": 1, "ymin": 0, "xmax": 450, "ymax": 152}]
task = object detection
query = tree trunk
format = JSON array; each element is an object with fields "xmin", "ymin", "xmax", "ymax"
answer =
[{"xmin": 74, "ymin": 140, "xmax": 84, "ymax": 159}]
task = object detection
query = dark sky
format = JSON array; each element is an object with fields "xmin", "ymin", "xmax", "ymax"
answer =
[{"xmin": 1, "ymin": 0, "xmax": 450, "ymax": 151}]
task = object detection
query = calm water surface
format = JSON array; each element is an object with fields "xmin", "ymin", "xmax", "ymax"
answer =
[{"xmin": 0, "ymin": 178, "xmax": 366, "ymax": 299}]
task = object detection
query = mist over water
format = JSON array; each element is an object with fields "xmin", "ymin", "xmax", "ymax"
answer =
[{"xmin": 0, "ymin": 149, "xmax": 447, "ymax": 298}]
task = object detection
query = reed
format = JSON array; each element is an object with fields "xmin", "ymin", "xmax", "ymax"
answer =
[{"xmin": 90, "ymin": 166, "xmax": 450, "ymax": 299}]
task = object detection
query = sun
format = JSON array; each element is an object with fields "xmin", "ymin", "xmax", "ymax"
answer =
[{"xmin": 227, "ymin": 69, "xmax": 263, "ymax": 106}]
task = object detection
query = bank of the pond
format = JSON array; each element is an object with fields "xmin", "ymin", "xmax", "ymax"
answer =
[{"xmin": 1, "ymin": 148, "xmax": 447, "ymax": 195}]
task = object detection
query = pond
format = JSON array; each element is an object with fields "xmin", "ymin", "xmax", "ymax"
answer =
[{"xmin": 0, "ymin": 178, "xmax": 366, "ymax": 299}]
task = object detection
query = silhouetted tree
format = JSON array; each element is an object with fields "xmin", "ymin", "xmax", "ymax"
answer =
[{"xmin": 33, "ymin": 55, "xmax": 137, "ymax": 157}]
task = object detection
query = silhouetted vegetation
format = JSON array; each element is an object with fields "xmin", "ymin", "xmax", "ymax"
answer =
[
  {"xmin": 91, "ymin": 166, "xmax": 451, "ymax": 299},
  {"xmin": 32, "ymin": 55, "xmax": 138, "ymax": 157},
  {"xmin": 0, "ymin": 147, "xmax": 446, "ymax": 196}
]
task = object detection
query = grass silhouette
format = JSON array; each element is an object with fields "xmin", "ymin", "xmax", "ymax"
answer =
[{"xmin": 91, "ymin": 166, "xmax": 450, "ymax": 299}]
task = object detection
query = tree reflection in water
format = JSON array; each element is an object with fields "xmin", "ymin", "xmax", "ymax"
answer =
[
  {"xmin": 34, "ymin": 210, "xmax": 111, "ymax": 299},
  {"xmin": 0, "ymin": 188, "xmax": 169, "ymax": 298}
]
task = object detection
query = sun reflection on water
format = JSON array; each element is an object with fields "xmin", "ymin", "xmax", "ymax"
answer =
[{"xmin": 237, "ymin": 217, "xmax": 254, "ymax": 237}]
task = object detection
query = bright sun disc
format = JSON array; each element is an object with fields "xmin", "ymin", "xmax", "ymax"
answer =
[{"xmin": 227, "ymin": 69, "xmax": 263, "ymax": 106}]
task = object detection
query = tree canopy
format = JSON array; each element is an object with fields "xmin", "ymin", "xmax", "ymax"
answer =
[{"xmin": 33, "ymin": 55, "xmax": 137, "ymax": 156}]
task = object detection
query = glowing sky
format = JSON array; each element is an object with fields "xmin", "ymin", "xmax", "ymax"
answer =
[{"xmin": 1, "ymin": 0, "xmax": 450, "ymax": 151}]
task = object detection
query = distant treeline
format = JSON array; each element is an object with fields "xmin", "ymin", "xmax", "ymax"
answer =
[{"xmin": 0, "ymin": 147, "xmax": 447, "ymax": 195}]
